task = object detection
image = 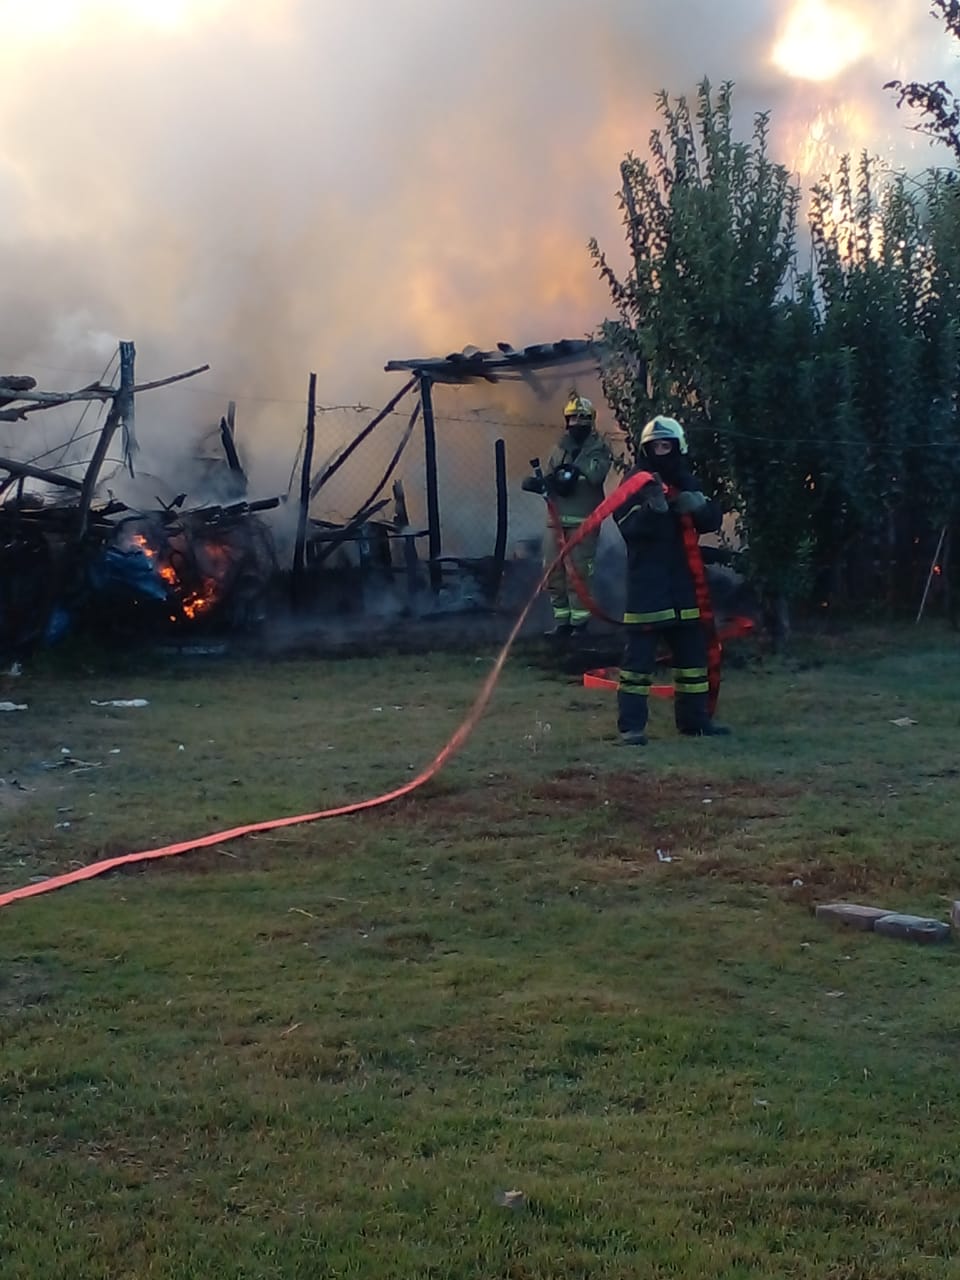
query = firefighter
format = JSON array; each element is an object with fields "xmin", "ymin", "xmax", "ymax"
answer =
[
  {"xmin": 521, "ymin": 394, "xmax": 612, "ymax": 637},
  {"xmin": 615, "ymin": 414, "xmax": 730, "ymax": 744}
]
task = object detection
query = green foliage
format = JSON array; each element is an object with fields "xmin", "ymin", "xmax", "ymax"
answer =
[
  {"xmin": 886, "ymin": 0, "xmax": 960, "ymax": 162},
  {"xmin": 591, "ymin": 81, "xmax": 819, "ymax": 605},
  {"xmin": 592, "ymin": 81, "xmax": 960, "ymax": 616}
]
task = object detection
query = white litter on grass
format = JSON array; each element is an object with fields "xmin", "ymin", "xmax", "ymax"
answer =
[
  {"xmin": 656, "ymin": 849, "xmax": 674, "ymax": 863},
  {"xmin": 43, "ymin": 754, "xmax": 101, "ymax": 771},
  {"xmin": 90, "ymin": 699, "xmax": 149, "ymax": 708},
  {"xmin": 890, "ymin": 717, "xmax": 917, "ymax": 727},
  {"xmin": 0, "ymin": 701, "xmax": 27, "ymax": 712}
]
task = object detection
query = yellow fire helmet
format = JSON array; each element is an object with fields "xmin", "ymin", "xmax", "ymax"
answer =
[
  {"xmin": 564, "ymin": 394, "xmax": 596, "ymax": 423},
  {"xmin": 640, "ymin": 414, "xmax": 688, "ymax": 454}
]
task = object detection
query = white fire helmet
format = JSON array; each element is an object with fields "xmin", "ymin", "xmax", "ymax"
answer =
[{"xmin": 640, "ymin": 415, "xmax": 688, "ymax": 454}]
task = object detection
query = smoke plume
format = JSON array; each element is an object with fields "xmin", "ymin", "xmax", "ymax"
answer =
[{"xmin": 0, "ymin": 0, "xmax": 954, "ymax": 517}]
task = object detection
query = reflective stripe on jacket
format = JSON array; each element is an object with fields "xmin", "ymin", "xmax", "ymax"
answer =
[{"xmin": 614, "ymin": 468, "xmax": 721, "ymax": 626}]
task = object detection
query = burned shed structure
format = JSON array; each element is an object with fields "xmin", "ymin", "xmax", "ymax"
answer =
[
  {"xmin": 2, "ymin": 334, "xmax": 607, "ymax": 657},
  {"xmin": 0, "ymin": 345, "xmax": 280, "ymax": 659},
  {"xmin": 289, "ymin": 338, "xmax": 601, "ymax": 613}
]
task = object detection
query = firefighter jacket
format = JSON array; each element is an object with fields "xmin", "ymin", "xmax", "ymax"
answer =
[
  {"xmin": 545, "ymin": 430, "xmax": 612, "ymax": 525},
  {"xmin": 615, "ymin": 467, "xmax": 721, "ymax": 627}
]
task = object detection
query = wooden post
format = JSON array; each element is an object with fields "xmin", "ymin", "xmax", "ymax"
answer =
[
  {"xmin": 419, "ymin": 373, "xmax": 442, "ymax": 591},
  {"xmin": 219, "ymin": 415, "xmax": 244, "ymax": 473},
  {"xmin": 490, "ymin": 437, "xmax": 508, "ymax": 601},
  {"xmin": 119, "ymin": 340, "xmax": 137, "ymax": 472},
  {"xmin": 291, "ymin": 371, "xmax": 317, "ymax": 610},
  {"xmin": 76, "ymin": 340, "xmax": 135, "ymax": 538}
]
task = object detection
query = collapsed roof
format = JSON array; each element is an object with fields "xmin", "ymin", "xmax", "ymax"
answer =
[{"xmin": 384, "ymin": 338, "xmax": 599, "ymax": 384}]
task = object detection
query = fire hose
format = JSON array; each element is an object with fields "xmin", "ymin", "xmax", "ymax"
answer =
[
  {"xmin": 531, "ymin": 457, "xmax": 621, "ymax": 628},
  {"xmin": 538, "ymin": 464, "xmax": 721, "ymax": 712},
  {"xmin": 0, "ymin": 466, "xmax": 708, "ymax": 912}
]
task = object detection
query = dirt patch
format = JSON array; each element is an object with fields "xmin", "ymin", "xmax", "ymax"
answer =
[
  {"xmin": 375, "ymin": 767, "xmax": 798, "ymax": 833},
  {"xmin": 0, "ymin": 777, "xmax": 33, "ymax": 811},
  {"xmin": 0, "ymin": 961, "xmax": 57, "ymax": 1013}
]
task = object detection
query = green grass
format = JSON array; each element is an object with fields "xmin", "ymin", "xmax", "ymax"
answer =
[{"xmin": 2, "ymin": 624, "xmax": 960, "ymax": 1278}]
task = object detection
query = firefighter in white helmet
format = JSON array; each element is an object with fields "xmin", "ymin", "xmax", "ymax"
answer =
[
  {"xmin": 522, "ymin": 394, "xmax": 612, "ymax": 637},
  {"xmin": 614, "ymin": 414, "xmax": 730, "ymax": 742}
]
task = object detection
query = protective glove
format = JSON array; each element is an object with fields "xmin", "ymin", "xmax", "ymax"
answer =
[
  {"xmin": 546, "ymin": 464, "xmax": 580, "ymax": 496},
  {"xmin": 670, "ymin": 489, "xmax": 707, "ymax": 515},
  {"xmin": 637, "ymin": 477, "xmax": 669, "ymax": 513},
  {"xmin": 521, "ymin": 475, "xmax": 545, "ymax": 495}
]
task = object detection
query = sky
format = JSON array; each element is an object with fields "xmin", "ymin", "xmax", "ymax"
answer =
[{"xmin": 0, "ymin": 0, "xmax": 956, "ymax": 509}]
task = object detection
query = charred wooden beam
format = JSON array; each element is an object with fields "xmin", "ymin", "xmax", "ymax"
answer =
[
  {"xmin": 0, "ymin": 454, "xmax": 83, "ymax": 491},
  {"xmin": 219, "ymin": 415, "xmax": 244, "ymax": 473},
  {"xmin": 491, "ymin": 436, "xmax": 508, "ymax": 599},
  {"xmin": 0, "ymin": 364, "xmax": 209, "ymax": 423},
  {"xmin": 0, "ymin": 375, "xmax": 38, "ymax": 411},
  {"xmin": 292, "ymin": 372, "xmax": 317, "ymax": 609},
  {"xmin": 76, "ymin": 341, "xmax": 135, "ymax": 539},
  {"xmin": 392, "ymin": 480, "xmax": 409, "ymax": 528},
  {"xmin": 419, "ymin": 374, "xmax": 442, "ymax": 591}
]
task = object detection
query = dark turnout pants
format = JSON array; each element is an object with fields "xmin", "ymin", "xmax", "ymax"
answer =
[{"xmin": 617, "ymin": 622, "xmax": 710, "ymax": 735}]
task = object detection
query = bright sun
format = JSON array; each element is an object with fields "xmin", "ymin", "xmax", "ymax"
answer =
[{"xmin": 771, "ymin": 0, "xmax": 869, "ymax": 83}]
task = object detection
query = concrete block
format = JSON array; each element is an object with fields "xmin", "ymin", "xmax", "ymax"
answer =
[
  {"xmin": 873, "ymin": 913, "xmax": 951, "ymax": 944},
  {"xmin": 814, "ymin": 902, "xmax": 891, "ymax": 931}
]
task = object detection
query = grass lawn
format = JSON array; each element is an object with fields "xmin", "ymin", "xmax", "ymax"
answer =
[{"xmin": 2, "ymin": 624, "xmax": 959, "ymax": 1279}]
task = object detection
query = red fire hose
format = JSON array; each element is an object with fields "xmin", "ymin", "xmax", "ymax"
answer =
[
  {"xmin": 670, "ymin": 490, "xmax": 723, "ymax": 716},
  {"xmin": 0, "ymin": 472, "xmax": 660, "ymax": 911},
  {"xmin": 544, "ymin": 495, "xmax": 620, "ymax": 627}
]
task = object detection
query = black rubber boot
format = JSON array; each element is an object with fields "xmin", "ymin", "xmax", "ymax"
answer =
[
  {"xmin": 620, "ymin": 730, "xmax": 648, "ymax": 746},
  {"xmin": 544, "ymin": 623, "xmax": 572, "ymax": 639},
  {"xmin": 680, "ymin": 722, "xmax": 731, "ymax": 737}
]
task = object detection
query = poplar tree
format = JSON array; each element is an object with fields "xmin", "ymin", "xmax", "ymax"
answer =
[{"xmin": 590, "ymin": 80, "xmax": 819, "ymax": 635}]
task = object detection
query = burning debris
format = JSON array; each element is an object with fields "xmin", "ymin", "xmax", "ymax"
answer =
[
  {"xmin": 1, "ymin": 333, "xmax": 639, "ymax": 661},
  {"xmin": 0, "ymin": 347, "xmax": 283, "ymax": 660}
]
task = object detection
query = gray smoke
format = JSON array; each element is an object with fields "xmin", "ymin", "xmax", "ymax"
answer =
[{"xmin": 0, "ymin": 0, "xmax": 953, "ymax": 515}]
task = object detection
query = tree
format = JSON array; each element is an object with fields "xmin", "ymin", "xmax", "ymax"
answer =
[
  {"xmin": 808, "ymin": 155, "xmax": 958, "ymax": 607},
  {"xmin": 590, "ymin": 80, "xmax": 821, "ymax": 636},
  {"xmin": 886, "ymin": 1, "xmax": 960, "ymax": 162}
]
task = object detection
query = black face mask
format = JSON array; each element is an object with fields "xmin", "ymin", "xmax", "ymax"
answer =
[
  {"xmin": 643, "ymin": 441, "xmax": 686, "ymax": 484},
  {"xmin": 567, "ymin": 421, "xmax": 591, "ymax": 446}
]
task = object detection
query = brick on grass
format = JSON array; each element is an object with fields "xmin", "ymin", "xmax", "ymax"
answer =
[
  {"xmin": 873, "ymin": 913, "xmax": 951, "ymax": 944},
  {"xmin": 814, "ymin": 902, "xmax": 891, "ymax": 931}
]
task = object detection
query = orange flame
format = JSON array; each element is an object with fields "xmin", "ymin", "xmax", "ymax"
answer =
[{"xmin": 126, "ymin": 530, "xmax": 224, "ymax": 621}]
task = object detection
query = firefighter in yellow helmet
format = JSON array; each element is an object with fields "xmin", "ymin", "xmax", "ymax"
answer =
[{"xmin": 522, "ymin": 394, "xmax": 612, "ymax": 637}]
